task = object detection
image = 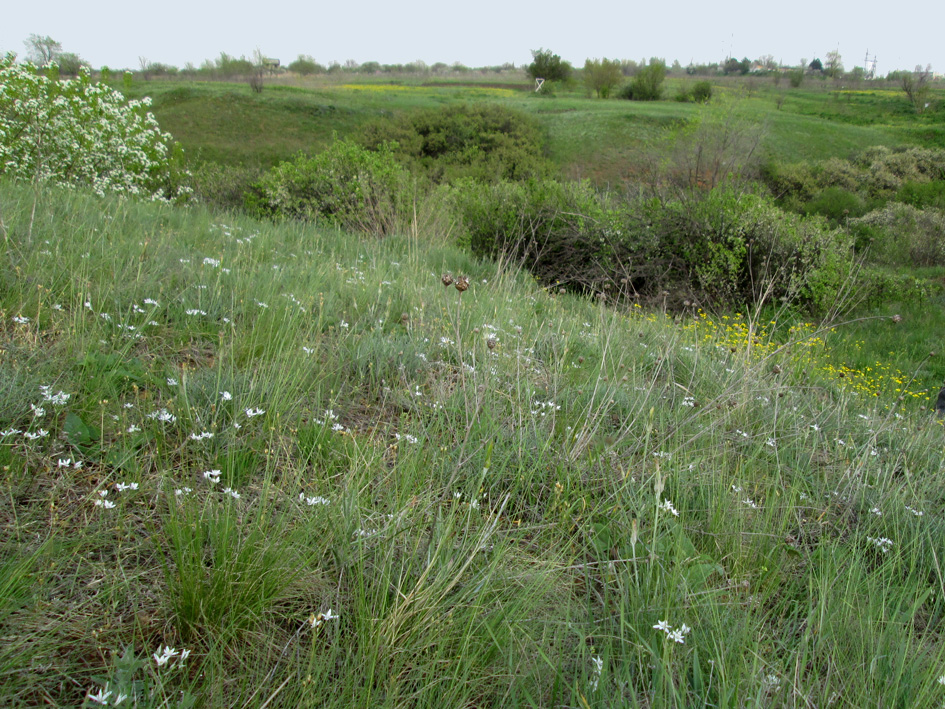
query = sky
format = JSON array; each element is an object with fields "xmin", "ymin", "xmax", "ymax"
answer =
[{"xmin": 2, "ymin": 0, "xmax": 941, "ymax": 76}]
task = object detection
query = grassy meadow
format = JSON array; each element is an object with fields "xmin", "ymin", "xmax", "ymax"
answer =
[
  {"xmin": 118, "ymin": 73, "xmax": 942, "ymax": 177},
  {"xmin": 3, "ymin": 70, "xmax": 945, "ymax": 707}
]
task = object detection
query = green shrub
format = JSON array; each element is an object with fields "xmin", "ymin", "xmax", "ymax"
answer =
[
  {"xmin": 450, "ymin": 178, "xmax": 661, "ymax": 293},
  {"xmin": 450, "ymin": 179, "xmax": 856, "ymax": 312},
  {"xmin": 246, "ymin": 139, "xmax": 410, "ymax": 235},
  {"xmin": 848, "ymin": 203, "xmax": 945, "ymax": 267},
  {"xmin": 895, "ymin": 180, "xmax": 945, "ymax": 209},
  {"xmin": 814, "ymin": 157, "xmax": 862, "ymax": 192},
  {"xmin": 802, "ymin": 186, "xmax": 867, "ymax": 223},
  {"xmin": 855, "ymin": 266, "xmax": 939, "ymax": 306},
  {"xmin": 692, "ymin": 81, "xmax": 713, "ymax": 103},
  {"xmin": 656, "ymin": 189, "xmax": 855, "ymax": 311},
  {"xmin": 358, "ymin": 103, "xmax": 551, "ymax": 183},
  {"xmin": 760, "ymin": 161, "xmax": 819, "ymax": 202},
  {"xmin": 190, "ymin": 162, "xmax": 262, "ymax": 212}
]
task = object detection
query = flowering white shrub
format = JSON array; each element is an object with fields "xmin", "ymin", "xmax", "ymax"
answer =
[{"xmin": 0, "ymin": 54, "xmax": 189, "ymax": 201}]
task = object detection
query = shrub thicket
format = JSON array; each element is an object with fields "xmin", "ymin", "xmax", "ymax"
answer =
[
  {"xmin": 357, "ymin": 103, "xmax": 551, "ymax": 183},
  {"xmin": 848, "ymin": 203, "xmax": 945, "ymax": 267},
  {"xmin": 451, "ymin": 179, "xmax": 856, "ymax": 312},
  {"xmin": 768, "ymin": 147, "xmax": 945, "ymax": 207},
  {"xmin": 246, "ymin": 140, "xmax": 410, "ymax": 235},
  {"xmin": 801, "ymin": 186, "xmax": 868, "ymax": 223},
  {"xmin": 450, "ymin": 178, "xmax": 661, "ymax": 294}
]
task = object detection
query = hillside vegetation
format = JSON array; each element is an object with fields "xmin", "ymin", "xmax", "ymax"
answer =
[
  {"xmin": 3, "ymin": 63, "xmax": 945, "ymax": 707},
  {"xmin": 2, "ymin": 182, "xmax": 945, "ymax": 706}
]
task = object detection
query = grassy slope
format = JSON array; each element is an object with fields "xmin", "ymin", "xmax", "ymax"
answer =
[
  {"xmin": 119, "ymin": 75, "xmax": 941, "ymax": 179},
  {"xmin": 2, "ymin": 182, "xmax": 945, "ymax": 706}
]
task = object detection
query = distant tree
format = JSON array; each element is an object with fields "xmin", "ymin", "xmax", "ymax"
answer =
[
  {"xmin": 723, "ymin": 57, "xmax": 749, "ymax": 75},
  {"xmin": 288, "ymin": 55, "xmax": 322, "ymax": 76},
  {"xmin": 622, "ymin": 59, "xmax": 666, "ymax": 101},
  {"xmin": 216, "ymin": 53, "xmax": 254, "ymax": 78},
  {"xmin": 24, "ymin": 34, "xmax": 61, "ymax": 65},
  {"xmin": 56, "ymin": 52, "xmax": 89, "ymax": 76},
  {"xmin": 825, "ymin": 50, "xmax": 843, "ymax": 78},
  {"xmin": 757, "ymin": 55, "xmax": 778, "ymax": 71},
  {"xmin": 526, "ymin": 48, "xmax": 572, "ymax": 83},
  {"xmin": 249, "ymin": 49, "xmax": 266, "ymax": 93},
  {"xmin": 808, "ymin": 58, "xmax": 823, "ymax": 72},
  {"xmin": 583, "ymin": 58, "xmax": 622, "ymax": 98},
  {"xmin": 901, "ymin": 65, "xmax": 933, "ymax": 114}
]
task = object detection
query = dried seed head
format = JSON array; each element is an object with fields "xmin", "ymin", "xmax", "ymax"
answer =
[
  {"xmin": 400, "ymin": 313, "xmax": 409, "ymax": 324},
  {"xmin": 891, "ymin": 314, "xmax": 902, "ymax": 323},
  {"xmin": 441, "ymin": 273, "xmax": 454, "ymax": 287},
  {"xmin": 455, "ymin": 275, "xmax": 469, "ymax": 292},
  {"xmin": 772, "ymin": 365, "xmax": 782, "ymax": 374},
  {"xmin": 486, "ymin": 338, "xmax": 497, "ymax": 350}
]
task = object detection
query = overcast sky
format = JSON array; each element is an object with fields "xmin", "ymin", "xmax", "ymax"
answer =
[{"xmin": 2, "ymin": 0, "xmax": 941, "ymax": 75}]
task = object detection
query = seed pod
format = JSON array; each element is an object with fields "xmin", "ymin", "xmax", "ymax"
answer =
[
  {"xmin": 455, "ymin": 275, "xmax": 469, "ymax": 292},
  {"xmin": 441, "ymin": 273, "xmax": 454, "ymax": 287},
  {"xmin": 486, "ymin": 338, "xmax": 497, "ymax": 350}
]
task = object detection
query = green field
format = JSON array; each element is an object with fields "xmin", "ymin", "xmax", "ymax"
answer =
[{"xmin": 119, "ymin": 74, "xmax": 942, "ymax": 180}]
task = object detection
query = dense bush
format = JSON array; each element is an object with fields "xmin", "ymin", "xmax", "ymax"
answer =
[
  {"xmin": 896, "ymin": 180, "xmax": 945, "ymax": 209},
  {"xmin": 357, "ymin": 103, "xmax": 551, "ymax": 183},
  {"xmin": 656, "ymin": 190, "xmax": 855, "ymax": 310},
  {"xmin": 848, "ymin": 203, "xmax": 945, "ymax": 267},
  {"xmin": 692, "ymin": 81, "xmax": 713, "ymax": 103},
  {"xmin": 802, "ymin": 186, "xmax": 868, "ymax": 223},
  {"xmin": 0, "ymin": 55, "xmax": 188, "ymax": 201},
  {"xmin": 450, "ymin": 179, "xmax": 855, "ymax": 312},
  {"xmin": 620, "ymin": 61, "xmax": 666, "ymax": 101},
  {"xmin": 246, "ymin": 140, "xmax": 410, "ymax": 235},
  {"xmin": 764, "ymin": 147, "xmax": 945, "ymax": 208},
  {"xmin": 450, "ymin": 178, "xmax": 662, "ymax": 293},
  {"xmin": 190, "ymin": 162, "xmax": 262, "ymax": 212}
]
